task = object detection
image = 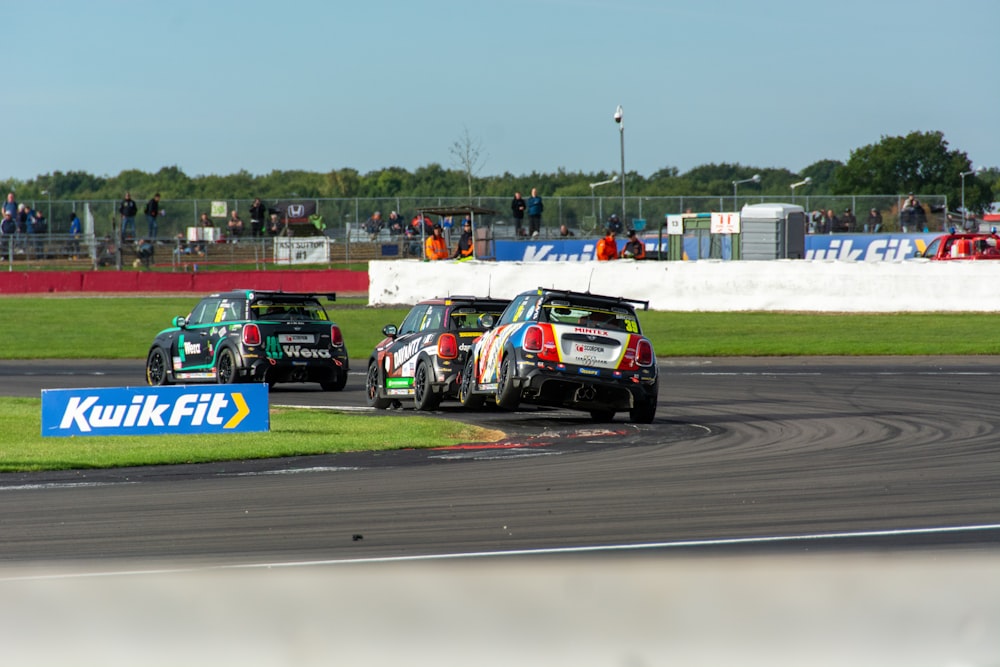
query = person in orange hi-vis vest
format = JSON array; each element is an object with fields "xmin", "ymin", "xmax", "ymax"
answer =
[
  {"xmin": 425, "ymin": 223, "xmax": 450, "ymax": 260},
  {"xmin": 595, "ymin": 228, "xmax": 619, "ymax": 261}
]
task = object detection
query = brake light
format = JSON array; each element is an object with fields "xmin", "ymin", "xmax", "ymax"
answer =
[
  {"xmin": 524, "ymin": 325, "xmax": 544, "ymax": 353},
  {"xmin": 438, "ymin": 332, "xmax": 458, "ymax": 359},
  {"xmin": 331, "ymin": 325, "xmax": 344, "ymax": 346},
  {"xmin": 636, "ymin": 339, "xmax": 654, "ymax": 367},
  {"xmin": 243, "ymin": 323, "xmax": 261, "ymax": 346}
]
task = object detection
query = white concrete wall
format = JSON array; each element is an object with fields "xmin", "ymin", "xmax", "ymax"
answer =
[{"xmin": 368, "ymin": 259, "xmax": 1000, "ymax": 312}]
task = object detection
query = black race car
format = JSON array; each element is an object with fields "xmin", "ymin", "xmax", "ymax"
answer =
[
  {"xmin": 365, "ymin": 295, "xmax": 510, "ymax": 410},
  {"xmin": 145, "ymin": 289, "xmax": 349, "ymax": 390},
  {"xmin": 459, "ymin": 288, "xmax": 658, "ymax": 422}
]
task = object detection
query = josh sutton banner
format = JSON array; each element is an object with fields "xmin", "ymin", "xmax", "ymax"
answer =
[
  {"xmin": 41, "ymin": 385, "xmax": 269, "ymax": 437},
  {"xmin": 493, "ymin": 233, "xmax": 941, "ymax": 262}
]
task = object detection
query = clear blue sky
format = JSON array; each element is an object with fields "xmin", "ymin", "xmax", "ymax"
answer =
[{"xmin": 5, "ymin": 0, "xmax": 997, "ymax": 182}]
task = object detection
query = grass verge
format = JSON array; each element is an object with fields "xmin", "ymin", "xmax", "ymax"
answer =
[
  {"xmin": 0, "ymin": 398, "xmax": 503, "ymax": 473},
  {"xmin": 2, "ymin": 295, "xmax": 1000, "ymax": 358}
]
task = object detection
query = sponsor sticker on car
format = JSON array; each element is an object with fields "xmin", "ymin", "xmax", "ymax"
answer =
[{"xmin": 279, "ymin": 333, "xmax": 315, "ymax": 344}]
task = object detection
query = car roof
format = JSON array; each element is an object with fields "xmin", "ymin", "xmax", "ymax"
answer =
[
  {"xmin": 414, "ymin": 295, "xmax": 510, "ymax": 307},
  {"xmin": 204, "ymin": 289, "xmax": 337, "ymax": 301},
  {"xmin": 518, "ymin": 287, "xmax": 649, "ymax": 311}
]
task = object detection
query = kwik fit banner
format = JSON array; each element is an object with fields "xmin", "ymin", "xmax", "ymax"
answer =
[{"xmin": 41, "ymin": 385, "xmax": 269, "ymax": 437}]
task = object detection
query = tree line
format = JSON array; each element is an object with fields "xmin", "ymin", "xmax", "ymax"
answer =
[{"xmin": 2, "ymin": 131, "xmax": 995, "ymax": 214}]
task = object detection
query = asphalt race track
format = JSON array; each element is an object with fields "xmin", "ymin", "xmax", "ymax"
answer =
[{"xmin": 2, "ymin": 357, "xmax": 999, "ymax": 666}]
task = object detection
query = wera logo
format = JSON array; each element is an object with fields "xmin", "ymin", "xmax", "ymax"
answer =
[{"xmin": 41, "ymin": 385, "xmax": 269, "ymax": 437}]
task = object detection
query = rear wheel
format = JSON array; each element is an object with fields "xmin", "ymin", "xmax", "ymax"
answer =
[
  {"xmin": 216, "ymin": 348, "xmax": 239, "ymax": 384},
  {"xmin": 413, "ymin": 360, "xmax": 441, "ymax": 411},
  {"xmin": 145, "ymin": 347, "xmax": 171, "ymax": 386},
  {"xmin": 629, "ymin": 386, "xmax": 658, "ymax": 424},
  {"xmin": 366, "ymin": 361, "xmax": 391, "ymax": 409},
  {"xmin": 496, "ymin": 355, "xmax": 519, "ymax": 410},
  {"xmin": 320, "ymin": 369, "xmax": 348, "ymax": 391},
  {"xmin": 458, "ymin": 356, "xmax": 485, "ymax": 409}
]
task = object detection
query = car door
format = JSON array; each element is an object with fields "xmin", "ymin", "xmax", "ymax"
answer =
[
  {"xmin": 175, "ymin": 297, "xmax": 222, "ymax": 374},
  {"xmin": 382, "ymin": 304, "xmax": 447, "ymax": 390}
]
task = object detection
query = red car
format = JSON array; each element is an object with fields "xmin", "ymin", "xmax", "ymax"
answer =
[{"xmin": 920, "ymin": 232, "xmax": 1000, "ymax": 260}]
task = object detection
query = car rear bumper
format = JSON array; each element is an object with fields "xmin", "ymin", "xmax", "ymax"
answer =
[
  {"xmin": 514, "ymin": 360, "xmax": 657, "ymax": 410},
  {"xmin": 247, "ymin": 356, "xmax": 349, "ymax": 384}
]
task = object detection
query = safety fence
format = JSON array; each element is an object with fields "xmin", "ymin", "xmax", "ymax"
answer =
[{"xmin": 15, "ymin": 194, "xmax": 951, "ymax": 240}]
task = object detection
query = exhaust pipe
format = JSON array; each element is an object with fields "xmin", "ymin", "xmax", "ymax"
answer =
[{"xmin": 575, "ymin": 385, "xmax": 597, "ymax": 402}]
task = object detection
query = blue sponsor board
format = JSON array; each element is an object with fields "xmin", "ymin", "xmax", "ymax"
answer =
[
  {"xmin": 41, "ymin": 384, "xmax": 269, "ymax": 437},
  {"xmin": 495, "ymin": 233, "xmax": 942, "ymax": 262},
  {"xmin": 804, "ymin": 233, "xmax": 938, "ymax": 261}
]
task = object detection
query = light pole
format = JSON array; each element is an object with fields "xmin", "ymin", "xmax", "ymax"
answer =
[
  {"xmin": 960, "ymin": 167, "xmax": 983, "ymax": 230},
  {"xmin": 613, "ymin": 105, "xmax": 625, "ymax": 221},
  {"xmin": 732, "ymin": 174, "xmax": 760, "ymax": 212},
  {"xmin": 790, "ymin": 177, "xmax": 811, "ymax": 203},
  {"xmin": 589, "ymin": 174, "xmax": 619, "ymax": 218}
]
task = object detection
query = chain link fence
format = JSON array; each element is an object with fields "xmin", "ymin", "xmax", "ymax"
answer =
[{"xmin": 3, "ymin": 193, "xmax": 952, "ymax": 269}]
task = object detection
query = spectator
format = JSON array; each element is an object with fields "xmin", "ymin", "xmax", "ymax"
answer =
[
  {"xmin": 526, "ymin": 188, "xmax": 543, "ymax": 237},
  {"xmin": 901, "ymin": 194, "xmax": 923, "ymax": 233},
  {"xmin": 365, "ymin": 211, "xmax": 383, "ymax": 241},
  {"xmin": 227, "ymin": 209, "xmax": 244, "ymax": 240},
  {"xmin": 453, "ymin": 218, "xmax": 474, "ymax": 260},
  {"xmin": 402, "ymin": 223, "xmax": 420, "ymax": 257},
  {"xmin": 28, "ymin": 208, "xmax": 47, "ymax": 257},
  {"xmin": 606, "ymin": 213, "xmax": 624, "ymax": 235},
  {"xmin": 195, "ymin": 212, "xmax": 213, "ymax": 254},
  {"xmin": 2, "ymin": 192, "xmax": 17, "ymax": 220},
  {"xmin": 387, "ymin": 210, "xmax": 405, "ymax": 237},
  {"xmin": 68, "ymin": 212, "xmax": 82, "ymax": 259},
  {"xmin": 267, "ymin": 209, "xmax": 283, "ymax": 236},
  {"xmin": 144, "ymin": 193, "xmax": 162, "ymax": 239},
  {"xmin": 558, "ymin": 224, "xmax": 574, "ymax": 237},
  {"xmin": 118, "ymin": 192, "xmax": 138, "ymax": 242},
  {"xmin": 826, "ymin": 209, "xmax": 840, "ymax": 234},
  {"xmin": 511, "ymin": 191, "xmax": 527, "ymax": 237},
  {"xmin": 173, "ymin": 232, "xmax": 192, "ymax": 259},
  {"xmin": 595, "ymin": 228, "xmax": 619, "ymax": 261},
  {"xmin": 1, "ymin": 210, "xmax": 16, "ymax": 237},
  {"xmin": 622, "ymin": 229, "xmax": 646, "ymax": 259},
  {"xmin": 424, "ymin": 223, "xmax": 449, "ymax": 261},
  {"xmin": 841, "ymin": 207, "xmax": 856, "ymax": 233},
  {"xmin": 865, "ymin": 208, "xmax": 883, "ymax": 233},
  {"xmin": 135, "ymin": 238, "xmax": 154, "ymax": 268},
  {"xmin": 249, "ymin": 198, "xmax": 265, "ymax": 237}
]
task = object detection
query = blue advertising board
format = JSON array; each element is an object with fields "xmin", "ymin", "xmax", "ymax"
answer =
[
  {"xmin": 41, "ymin": 384, "xmax": 270, "ymax": 437},
  {"xmin": 493, "ymin": 233, "xmax": 942, "ymax": 262}
]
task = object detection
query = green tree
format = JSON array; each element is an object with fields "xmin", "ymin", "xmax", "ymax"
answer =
[{"xmin": 834, "ymin": 131, "xmax": 992, "ymax": 212}]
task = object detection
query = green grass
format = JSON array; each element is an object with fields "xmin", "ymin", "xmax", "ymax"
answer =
[
  {"xmin": 0, "ymin": 398, "xmax": 501, "ymax": 473},
  {"xmin": 2, "ymin": 295, "xmax": 999, "ymax": 358}
]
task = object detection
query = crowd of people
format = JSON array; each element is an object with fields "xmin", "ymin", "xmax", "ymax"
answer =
[
  {"xmin": 1, "ymin": 192, "xmax": 50, "ymax": 257},
  {"xmin": 3, "ymin": 186, "xmax": 942, "ymax": 268}
]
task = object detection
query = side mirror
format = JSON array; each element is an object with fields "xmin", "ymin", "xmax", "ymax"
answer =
[
  {"xmin": 382, "ymin": 324, "xmax": 398, "ymax": 337},
  {"xmin": 172, "ymin": 316, "xmax": 187, "ymax": 328},
  {"xmin": 478, "ymin": 314, "xmax": 495, "ymax": 329}
]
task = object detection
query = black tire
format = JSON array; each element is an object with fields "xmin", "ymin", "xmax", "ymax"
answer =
[
  {"xmin": 496, "ymin": 354, "xmax": 519, "ymax": 410},
  {"xmin": 145, "ymin": 347, "xmax": 172, "ymax": 386},
  {"xmin": 589, "ymin": 410, "xmax": 616, "ymax": 423},
  {"xmin": 629, "ymin": 386, "xmax": 658, "ymax": 424},
  {"xmin": 413, "ymin": 359, "xmax": 441, "ymax": 411},
  {"xmin": 216, "ymin": 348, "xmax": 239, "ymax": 384},
  {"xmin": 366, "ymin": 360, "xmax": 391, "ymax": 409},
  {"xmin": 458, "ymin": 356, "xmax": 485, "ymax": 409},
  {"xmin": 320, "ymin": 370, "xmax": 348, "ymax": 392}
]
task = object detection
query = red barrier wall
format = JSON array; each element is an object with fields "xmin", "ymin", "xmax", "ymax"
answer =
[{"xmin": 0, "ymin": 270, "xmax": 368, "ymax": 295}]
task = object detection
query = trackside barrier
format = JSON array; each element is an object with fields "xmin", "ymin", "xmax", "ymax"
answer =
[
  {"xmin": 0, "ymin": 270, "xmax": 369, "ymax": 294},
  {"xmin": 368, "ymin": 258, "xmax": 1000, "ymax": 313}
]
